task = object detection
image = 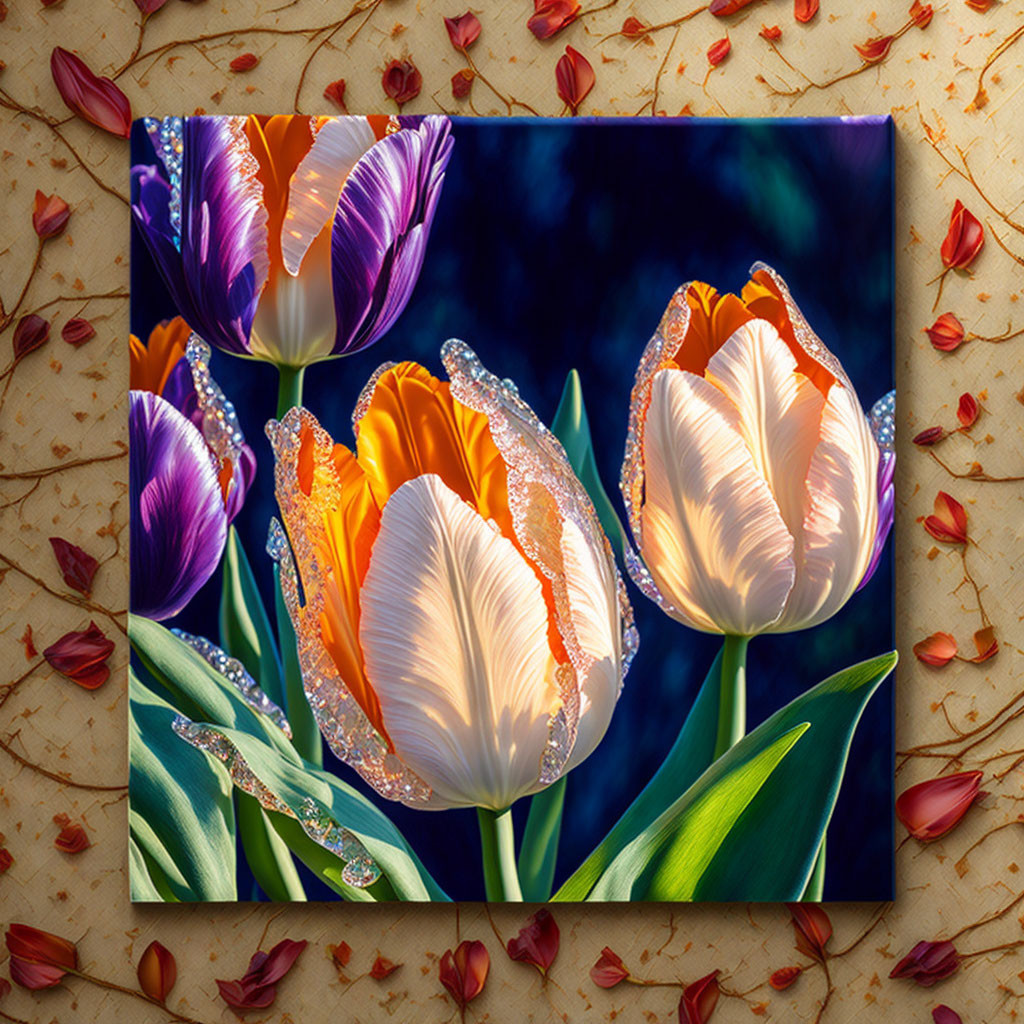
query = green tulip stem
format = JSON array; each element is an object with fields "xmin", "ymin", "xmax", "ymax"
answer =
[
  {"xmin": 477, "ymin": 806, "xmax": 523, "ymax": 902},
  {"xmin": 713, "ymin": 634, "xmax": 749, "ymax": 761},
  {"xmin": 276, "ymin": 364, "xmax": 306, "ymax": 420}
]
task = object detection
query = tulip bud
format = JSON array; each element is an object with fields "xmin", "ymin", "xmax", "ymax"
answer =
[
  {"xmin": 12, "ymin": 315, "xmax": 50, "ymax": 361},
  {"xmin": 506, "ymin": 909, "xmax": 559, "ymax": 976},
  {"xmin": 924, "ymin": 313, "xmax": 965, "ymax": 352},
  {"xmin": 138, "ymin": 941, "xmax": 177, "ymax": 1002},
  {"xmin": 5, "ymin": 924, "xmax": 78, "ymax": 990},
  {"xmin": 381, "ymin": 59, "xmax": 422, "ymax": 108},
  {"xmin": 50, "ymin": 47, "xmax": 132, "ymax": 138},
  {"xmin": 439, "ymin": 940, "xmax": 489, "ymax": 1011},
  {"xmin": 707, "ymin": 37, "xmax": 732, "ymax": 66},
  {"xmin": 855, "ymin": 35, "xmax": 894, "ymax": 63},
  {"xmin": 913, "ymin": 632, "xmax": 957, "ymax": 667},
  {"xmin": 43, "ymin": 621, "xmax": 115, "ymax": 690},
  {"xmin": 32, "ymin": 191, "xmax": 70, "ymax": 239},
  {"xmin": 444, "ymin": 11, "xmax": 481, "ymax": 50},
  {"xmin": 922, "ymin": 491, "xmax": 967, "ymax": 545},
  {"xmin": 555, "ymin": 45, "xmax": 594, "ymax": 115},
  {"xmin": 769, "ymin": 966, "xmax": 803, "ymax": 990},
  {"xmin": 62, "ymin": 318, "xmax": 96, "ymax": 346},
  {"xmin": 528, "ymin": 0, "xmax": 579, "ymax": 40},
  {"xmin": 896, "ymin": 770, "xmax": 986, "ymax": 841},
  {"xmin": 787, "ymin": 903, "xmax": 832, "ymax": 963},
  {"xmin": 940, "ymin": 200, "xmax": 984, "ymax": 270},
  {"xmin": 933, "ymin": 1006, "xmax": 963, "ymax": 1024},
  {"xmin": 590, "ymin": 947, "xmax": 630, "ymax": 988},
  {"xmin": 889, "ymin": 940, "xmax": 960, "ymax": 987},
  {"xmin": 679, "ymin": 970, "xmax": 720, "ymax": 1024}
]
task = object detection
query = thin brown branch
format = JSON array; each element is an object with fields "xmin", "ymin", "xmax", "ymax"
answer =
[
  {"xmin": 0, "ymin": 730, "xmax": 128, "ymax": 792},
  {"xmin": 948, "ymin": 889, "xmax": 1024, "ymax": 943}
]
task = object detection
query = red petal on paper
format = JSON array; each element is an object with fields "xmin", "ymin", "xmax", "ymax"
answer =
[
  {"xmin": 229, "ymin": 52, "xmax": 259, "ymax": 72},
  {"xmin": 49, "ymin": 536, "xmax": 99, "ymax": 595},
  {"xmin": 913, "ymin": 632, "xmax": 958, "ymax": 667},
  {"xmin": 890, "ymin": 940, "xmax": 961, "ymax": 986},
  {"xmin": 933, "ymin": 1006, "xmax": 963, "ymax": 1024},
  {"xmin": 528, "ymin": 0, "xmax": 580, "ymax": 40},
  {"xmin": 444, "ymin": 11, "xmax": 481, "ymax": 50},
  {"xmin": 855, "ymin": 35, "xmax": 894, "ymax": 62},
  {"xmin": 54, "ymin": 822, "xmax": 90, "ymax": 855},
  {"xmin": 62, "ymin": 318, "xmax": 96, "ymax": 346},
  {"xmin": 370, "ymin": 955, "xmax": 400, "ymax": 979},
  {"xmin": 925, "ymin": 312, "xmax": 966, "ymax": 351},
  {"xmin": 506, "ymin": 909, "xmax": 559, "ymax": 975},
  {"xmin": 32, "ymin": 191, "xmax": 70, "ymax": 239},
  {"xmin": 0, "ymin": 848, "xmax": 12, "ymax": 873},
  {"xmin": 328, "ymin": 941, "xmax": 351, "ymax": 968},
  {"xmin": 216, "ymin": 938, "xmax": 307, "ymax": 1012},
  {"xmin": 451, "ymin": 68, "xmax": 474, "ymax": 99},
  {"xmin": 707, "ymin": 36, "xmax": 732, "ymax": 66},
  {"xmin": 760, "ymin": 24, "xmax": 783, "ymax": 40},
  {"xmin": 970, "ymin": 625, "xmax": 998, "ymax": 663},
  {"xmin": 910, "ymin": 1, "xmax": 934, "ymax": 27},
  {"xmin": 956, "ymin": 392, "xmax": 979, "ymax": 428},
  {"xmin": 912, "ymin": 426, "xmax": 947, "ymax": 446},
  {"xmin": 13, "ymin": 315, "xmax": 51, "ymax": 361},
  {"xmin": 591, "ymin": 946, "xmax": 630, "ymax": 988},
  {"xmin": 896, "ymin": 770, "xmax": 985, "ymax": 841},
  {"xmin": 555, "ymin": 46, "xmax": 595, "ymax": 114},
  {"xmin": 769, "ymin": 966, "xmax": 803, "ymax": 990},
  {"xmin": 794, "ymin": 0, "xmax": 819, "ymax": 22},
  {"xmin": 965, "ymin": 0, "xmax": 995, "ymax": 9},
  {"xmin": 439, "ymin": 940, "xmax": 489, "ymax": 1009},
  {"xmin": 940, "ymin": 200, "xmax": 985, "ymax": 270},
  {"xmin": 679, "ymin": 969, "xmax": 720, "ymax": 1024},
  {"xmin": 786, "ymin": 904, "xmax": 832, "ymax": 963},
  {"xmin": 134, "ymin": 0, "xmax": 171, "ymax": 11},
  {"xmin": 382, "ymin": 59, "xmax": 422, "ymax": 107},
  {"xmin": 43, "ymin": 621, "xmax": 115, "ymax": 690},
  {"xmin": 138, "ymin": 941, "xmax": 177, "ymax": 1003},
  {"xmin": 621, "ymin": 16, "xmax": 649, "ymax": 37},
  {"xmin": 709, "ymin": 0, "xmax": 758, "ymax": 13},
  {"xmin": 6, "ymin": 924, "xmax": 78, "ymax": 970},
  {"xmin": 923, "ymin": 491, "xmax": 968, "ymax": 545},
  {"xmin": 9, "ymin": 959, "xmax": 68, "ymax": 990},
  {"xmin": 50, "ymin": 47, "xmax": 132, "ymax": 138},
  {"xmin": 323, "ymin": 79, "xmax": 348, "ymax": 111}
]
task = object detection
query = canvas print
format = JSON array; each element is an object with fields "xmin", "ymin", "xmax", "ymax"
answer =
[{"xmin": 128, "ymin": 114, "xmax": 895, "ymax": 903}]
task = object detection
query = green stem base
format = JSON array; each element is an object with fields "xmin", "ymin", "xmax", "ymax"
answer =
[
  {"xmin": 276, "ymin": 364, "xmax": 306, "ymax": 419},
  {"xmin": 713, "ymin": 634, "xmax": 749, "ymax": 760},
  {"xmin": 477, "ymin": 806, "xmax": 523, "ymax": 901}
]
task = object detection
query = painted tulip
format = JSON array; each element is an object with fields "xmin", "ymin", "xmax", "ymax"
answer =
[
  {"xmin": 889, "ymin": 940, "xmax": 960, "ymax": 987},
  {"xmin": 131, "ymin": 114, "xmax": 451, "ymax": 368},
  {"xmin": 130, "ymin": 317, "xmax": 255, "ymax": 522},
  {"xmin": 268, "ymin": 341, "xmax": 636, "ymax": 810},
  {"xmin": 622, "ymin": 264, "xmax": 884, "ymax": 637},
  {"xmin": 895, "ymin": 770, "xmax": 986, "ymax": 841}
]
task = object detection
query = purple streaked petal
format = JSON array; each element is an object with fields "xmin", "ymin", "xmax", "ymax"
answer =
[
  {"xmin": 857, "ymin": 448, "xmax": 894, "ymax": 591},
  {"xmin": 130, "ymin": 390, "xmax": 227, "ymax": 620},
  {"xmin": 160, "ymin": 356, "xmax": 202, "ymax": 431},
  {"xmin": 329, "ymin": 115, "xmax": 452, "ymax": 356}
]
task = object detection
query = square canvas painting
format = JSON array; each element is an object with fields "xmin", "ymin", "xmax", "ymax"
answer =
[{"xmin": 129, "ymin": 114, "xmax": 895, "ymax": 903}]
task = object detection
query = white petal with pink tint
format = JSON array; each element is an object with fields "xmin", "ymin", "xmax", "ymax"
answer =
[
  {"xmin": 358, "ymin": 473, "xmax": 559, "ymax": 810},
  {"xmin": 641, "ymin": 367, "xmax": 796, "ymax": 635}
]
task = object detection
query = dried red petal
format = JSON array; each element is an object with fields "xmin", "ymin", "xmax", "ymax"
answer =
[
  {"xmin": 134, "ymin": 0, "xmax": 170, "ymax": 12},
  {"xmin": 912, "ymin": 426, "xmax": 947, "ymax": 446},
  {"xmin": 621, "ymin": 16, "xmax": 649, "ymax": 37},
  {"xmin": 439, "ymin": 940, "xmax": 488, "ymax": 1010},
  {"xmin": 965, "ymin": 0, "xmax": 994, "ymax": 10},
  {"xmin": 794, "ymin": 0, "xmax": 819, "ymax": 22},
  {"xmin": 444, "ymin": 11, "xmax": 481, "ymax": 50},
  {"xmin": 707, "ymin": 36, "xmax": 731, "ymax": 66},
  {"xmin": 855, "ymin": 35, "xmax": 895, "ymax": 62},
  {"xmin": 940, "ymin": 200, "xmax": 984, "ymax": 270},
  {"xmin": 54, "ymin": 822, "xmax": 90, "ymax": 855},
  {"xmin": 13, "ymin": 315, "xmax": 51, "ymax": 361},
  {"xmin": 328, "ymin": 941, "xmax": 351, "ymax": 969},
  {"xmin": 323, "ymin": 79, "xmax": 347, "ymax": 111},
  {"xmin": 50, "ymin": 48, "xmax": 132, "ymax": 138},
  {"xmin": 922, "ymin": 491, "xmax": 968, "ymax": 545},
  {"xmin": 49, "ymin": 536, "xmax": 99, "ymax": 595},
  {"xmin": 370, "ymin": 955, "xmax": 399, "ymax": 980},
  {"xmin": 913, "ymin": 632, "xmax": 958, "ymax": 667},
  {"xmin": 506, "ymin": 909, "xmax": 559, "ymax": 975},
  {"xmin": 925, "ymin": 312, "xmax": 966, "ymax": 352},
  {"xmin": 229, "ymin": 52, "xmax": 259, "ymax": 72},
  {"xmin": 760, "ymin": 24, "xmax": 783, "ymax": 41},
  {"xmin": 910, "ymin": 1, "xmax": 934, "ymax": 27},
  {"xmin": 769, "ymin": 966, "xmax": 803, "ymax": 990},
  {"xmin": 6, "ymin": 924, "xmax": 78, "ymax": 971},
  {"xmin": 0, "ymin": 848, "xmax": 12, "ymax": 874},
  {"xmin": 138, "ymin": 941, "xmax": 176, "ymax": 1002},
  {"xmin": 43, "ymin": 621, "xmax": 115, "ymax": 690},
  {"xmin": 680, "ymin": 969, "xmax": 720, "ymax": 1024},
  {"xmin": 970, "ymin": 625, "xmax": 998, "ymax": 663},
  {"xmin": 786, "ymin": 904, "xmax": 832, "ymax": 963},
  {"xmin": 9, "ymin": 959, "xmax": 68, "ymax": 990},
  {"xmin": 709, "ymin": 0, "xmax": 758, "ymax": 13},
  {"xmin": 555, "ymin": 45, "xmax": 595, "ymax": 115},
  {"xmin": 62, "ymin": 318, "xmax": 96, "ymax": 346},
  {"xmin": 890, "ymin": 940, "xmax": 960, "ymax": 986},
  {"xmin": 216, "ymin": 939, "xmax": 307, "ymax": 1012},
  {"xmin": 451, "ymin": 68, "xmax": 474, "ymax": 99},
  {"xmin": 528, "ymin": 0, "xmax": 580, "ymax": 40},
  {"xmin": 956, "ymin": 392, "xmax": 979, "ymax": 429},
  {"xmin": 896, "ymin": 771, "xmax": 985, "ymax": 841},
  {"xmin": 933, "ymin": 1006, "xmax": 963, "ymax": 1024},
  {"xmin": 32, "ymin": 191, "xmax": 70, "ymax": 240},
  {"xmin": 382, "ymin": 59, "xmax": 422, "ymax": 108},
  {"xmin": 591, "ymin": 947, "xmax": 630, "ymax": 988}
]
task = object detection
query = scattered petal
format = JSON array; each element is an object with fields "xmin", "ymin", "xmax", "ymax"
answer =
[
  {"xmin": 680, "ymin": 969, "xmax": 720, "ymax": 1024},
  {"xmin": 794, "ymin": 0, "xmax": 819, "ymax": 22},
  {"xmin": 5, "ymin": 923, "xmax": 77, "ymax": 992},
  {"xmin": 451, "ymin": 68, "xmax": 474, "ymax": 99},
  {"xmin": 381, "ymin": 58, "xmax": 422, "ymax": 108},
  {"xmin": 555, "ymin": 45, "xmax": 595, "ymax": 115},
  {"xmin": 591, "ymin": 947, "xmax": 630, "ymax": 988},
  {"xmin": 327, "ymin": 941, "xmax": 352, "ymax": 969},
  {"xmin": 786, "ymin": 904, "xmax": 832, "ymax": 963},
  {"xmin": 707, "ymin": 36, "xmax": 732, "ymax": 66},
  {"xmin": 956, "ymin": 393, "xmax": 979, "ymax": 429},
  {"xmin": 0, "ymin": 848, "xmax": 13, "ymax": 874},
  {"xmin": 925, "ymin": 313, "xmax": 966, "ymax": 352},
  {"xmin": 970, "ymin": 625, "xmax": 998, "ymax": 663},
  {"xmin": 965, "ymin": 0, "xmax": 995, "ymax": 12},
  {"xmin": 62, "ymin": 318, "xmax": 96, "ymax": 346},
  {"xmin": 49, "ymin": 536, "xmax": 99, "ymax": 595},
  {"xmin": 229, "ymin": 53, "xmax": 259, "ymax": 72},
  {"xmin": 910, "ymin": 1, "xmax": 934, "ymax": 27},
  {"xmin": 896, "ymin": 770, "xmax": 986, "ymax": 841},
  {"xmin": 13, "ymin": 315, "xmax": 51, "ymax": 361},
  {"xmin": 769, "ymin": 966, "xmax": 803, "ymax": 990},
  {"xmin": 50, "ymin": 47, "xmax": 132, "ymax": 138},
  {"xmin": 134, "ymin": 0, "xmax": 171, "ymax": 11},
  {"xmin": 923, "ymin": 491, "xmax": 968, "ymax": 545},
  {"xmin": 53, "ymin": 820, "xmax": 90, "ymax": 854},
  {"xmin": 528, "ymin": 0, "xmax": 580, "ymax": 40},
  {"xmin": 138, "ymin": 941, "xmax": 176, "ymax": 1003},
  {"xmin": 370, "ymin": 955, "xmax": 400, "ymax": 980},
  {"xmin": 439, "ymin": 940, "xmax": 488, "ymax": 1011},
  {"xmin": 890, "ymin": 940, "xmax": 960, "ymax": 987},
  {"xmin": 621, "ymin": 16, "xmax": 649, "ymax": 37},
  {"xmin": 940, "ymin": 200, "xmax": 984, "ymax": 270},
  {"xmin": 444, "ymin": 11, "xmax": 481, "ymax": 50},
  {"xmin": 33, "ymin": 191, "xmax": 70, "ymax": 239},
  {"xmin": 709, "ymin": 0, "xmax": 758, "ymax": 12},
  {"xmin": 933, "ymin": 1007, "xmax": 963, "ymax": 1024},
  {"xmin": 43, "ymin": 621, "xmax": 115, "ymax": 690},
  {"xmin": 323, "ymin": 79, "xmax": 347, "ymax": 111},
  {"xmin": 914, "ymin": 632, "xmax": 958, "ymax": 667},
  {"xmin": 912, "ymin": 426, "xmax": 947, "ymax": 446},
  {"xmin": 855, "ymin": 35, "xmax": 895, "ymax": 62},
  {"xmin": 506, "ymin": 909, "xmax": 559, "ymax": 976},
  {"xmin": 216, "ymin": 939, "xmax": 307, "ymax": 1012},
  {"xmin": 760, "ymin": 24, "xmax": 783, "ymax": 41}
]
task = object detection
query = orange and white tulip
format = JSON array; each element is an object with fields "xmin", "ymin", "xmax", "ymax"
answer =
[
  {"xmin": 267, "ymin": 341, "xmax": 636, "ymax": 811},
  {"xmin": 621, "ymin": 264, "xmax": 880, "ymax": 637}
]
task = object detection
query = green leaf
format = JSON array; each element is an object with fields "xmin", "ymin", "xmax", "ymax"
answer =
[
  {"xmin": 692, "ymin": 652, "xmax": 897, "ymax": 901},
  {"xmin": 275, "ymin": 566, "xmax": 321, "ymax": 766},
  {"xmin": 235, "ymin": 793, "xmax": 306, "ymax": 901},
  {"xmin": 552, "ymin": 648, "xmax": 724, "ymax": 901},
  {"xmin": 220, "ymin": 525, "xmax": 285, "ymax": 707},
  {"xmin": 518, "ymin": 775, "xmax": 565, "ymax": 902},
  {"xmin": 129, "ymin": 673, "xmax": 237, "ymax": 901},
  {"xmin": 180, "ymin": 720, "xmax": 450, "ymax": 902},
  {"xmin": 129, "ymin": 834, "xmax": 177, "ymax": 902},
  {"xmin": 551, "ymin": 369, "xmax": 628, "ymax": 560}
]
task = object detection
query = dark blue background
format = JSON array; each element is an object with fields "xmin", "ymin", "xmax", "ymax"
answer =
[{"xmin": 132, "ymin": 115, "xmax": 895, "ymax": 901}]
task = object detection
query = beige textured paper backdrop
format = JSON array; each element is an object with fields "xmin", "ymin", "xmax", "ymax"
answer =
[{"xmin": 1, "ymin": 1, "xmax": 1023, "ymax": 1021}]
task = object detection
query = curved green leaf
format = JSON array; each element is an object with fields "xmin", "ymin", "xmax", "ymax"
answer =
[
  {"xmin": 518, "ymin": 775, "xmax": 565, "ymax": 902},
  {"xmin": 129, "ymin": 834, "xmax": 177, "ymax": 902}
]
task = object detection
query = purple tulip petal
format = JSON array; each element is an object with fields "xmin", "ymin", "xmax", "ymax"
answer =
[
  {"xmin": 857, "ymin": 448, "xmax": 894, "ymax": 591},
  {"xmin": 130, "ymin": 390, "xmax": 228, "ymax": 620},
  {"xmin": 330, "ymin": 115, "xmax": 453, "ymax": 356},
  {"xmin": 160, "ymin": 356, "xmax": 202, "ymax": 430}
]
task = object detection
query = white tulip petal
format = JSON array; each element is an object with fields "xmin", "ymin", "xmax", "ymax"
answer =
[
  {"xmin": 359, "ymin": 473, "xmax": 559, "ymax": 810},
  {"xmin": 282, "ymin": 116, "xmax": 377, "ymax": 276},
  {"xmin": 775, "ymin": 381, "xmax": 879, "ymax": 631},
  {"xmin": 704, "ymin": 318, "xmax": 824, "ymax": 542},
  {"xmin": 641, "ymin": 368, "xmax": 796, "ymax": 635},
  {"xmin": 560, "ymin": 518, "xmax": 622, "ymax": 771}
]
